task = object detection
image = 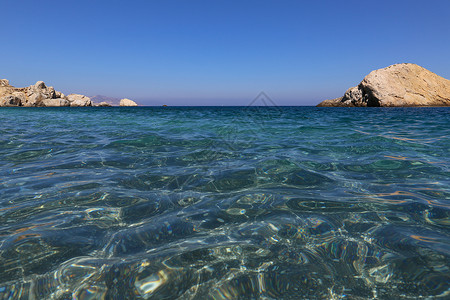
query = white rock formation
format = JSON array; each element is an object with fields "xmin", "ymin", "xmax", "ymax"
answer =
[
  {"xmin": 67, "ymin": 94, "xmax": 92, "ymax": 107},
  {"xmin": 119, "ymin": 98, "xmax": 138, "ymax": 106}
]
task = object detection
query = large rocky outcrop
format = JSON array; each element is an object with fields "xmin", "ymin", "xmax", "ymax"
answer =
[
  {"xmin": 0, "ymin": 79, "xmax": 93, "ymax": 107},
  {"xmin": 317, "ymin": 63, "xmax": 450, "ymax": 107},
  {"xmin": 119, "ymin": 98, "xmax": 138, "ymax": 106}
]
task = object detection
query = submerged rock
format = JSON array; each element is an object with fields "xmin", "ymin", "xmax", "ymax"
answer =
[
  {"xmin": 317, "ymin": 63, "xmax": 450, "ymax": 107},
  {"xmin": 120, "ymin": 98, "xmax": 138, "ymax": 106}
]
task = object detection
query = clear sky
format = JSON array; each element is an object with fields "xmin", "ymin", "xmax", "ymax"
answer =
[{"xmin": 2, "ymin": 0, "xmax": 450, "ymax": 106}]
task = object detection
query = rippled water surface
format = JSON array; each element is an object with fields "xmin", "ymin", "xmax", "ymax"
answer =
[{"xmin": 0, "ymin": 107, "xmax": 449, "ymax": 299}]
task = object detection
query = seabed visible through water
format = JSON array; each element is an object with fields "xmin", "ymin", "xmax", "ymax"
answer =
[{"xmin": 0, "ymin": 106, "xmax": 449, "ymax": 299}]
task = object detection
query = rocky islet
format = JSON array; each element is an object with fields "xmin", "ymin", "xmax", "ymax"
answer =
[
  {"xmin": 317, "ymin": 63, "xmax": 450, "ymax": 107},
  {"xmin": 0, "ymin": 79, "xmax": 136, "ymax": 107},
  {"xmin": 119, "ymin": 98, "xmax": 138, "ymax": 106}
]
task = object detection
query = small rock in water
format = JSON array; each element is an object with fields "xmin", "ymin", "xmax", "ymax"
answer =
[
  {"xmin": 67, "ymin": 94, "xmax": 92, "ymax": 107},
  {"xmin": 96, "ymin": 101, "xmax": 112, "ymax": 107}
]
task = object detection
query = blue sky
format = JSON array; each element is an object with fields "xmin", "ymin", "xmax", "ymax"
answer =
[{"xmin": 2, "ymin": 0, "xmax": 449, "ymax": 106}]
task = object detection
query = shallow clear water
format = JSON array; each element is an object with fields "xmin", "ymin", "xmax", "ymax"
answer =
[{"xmin": 0, "ymin": 106, "xmax": 449, "ymax": 299}]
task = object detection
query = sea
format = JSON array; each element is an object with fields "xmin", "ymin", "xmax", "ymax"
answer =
[{"xmin": 0, "ymin": 106, "xmax": 448, "ymax": 299}]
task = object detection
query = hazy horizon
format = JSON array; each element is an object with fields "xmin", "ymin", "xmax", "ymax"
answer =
[{"xmin": 3, "ymin": 0, "xmax": 450, "ymax": 106}]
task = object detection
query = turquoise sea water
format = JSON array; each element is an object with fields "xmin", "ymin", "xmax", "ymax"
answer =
[{"xmin": 0, "ymin": 107, "xmax": 449, "ymax": 299}]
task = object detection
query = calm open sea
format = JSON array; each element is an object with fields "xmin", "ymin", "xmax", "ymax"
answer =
[{"xmin": 0, "ymin": 107, "xmax": 449, "ymax": 299}]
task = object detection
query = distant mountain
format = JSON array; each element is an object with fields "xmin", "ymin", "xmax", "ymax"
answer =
[{"xmin": 90, "ymin": 95, "xmax": 121, "ymax": 106}]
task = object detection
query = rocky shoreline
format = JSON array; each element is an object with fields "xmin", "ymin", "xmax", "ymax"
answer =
[
  {"xmin": 317, "ymin": 63, "xmax": 450, "ymax": 107},
  {"xmin": 4, "ymin": 64, "xmax": 449, "ymax": 108},
  {"xmin": 0, "ymin": 79, "xmax": 138, "ymax": 107}
]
